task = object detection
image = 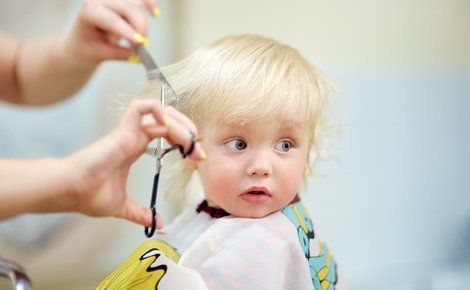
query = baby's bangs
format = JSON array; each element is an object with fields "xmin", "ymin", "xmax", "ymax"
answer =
[
  {"xmin": 161, "ymin": 35, "xmax": 324, "ymax": 130},
  {"xmin": 196, "ymin": 56, "xmax": 314, "ymax": 125},
  {"xmin": 211, "ymin": 73, "xmax": 316, "ymax": 127}
]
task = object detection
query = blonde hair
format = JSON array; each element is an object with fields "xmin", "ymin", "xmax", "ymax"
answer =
[{"xmin": 141, "ymin": 34, "xmax": 337, "ymax": 203}]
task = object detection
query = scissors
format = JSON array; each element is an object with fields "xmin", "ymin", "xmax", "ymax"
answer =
[{"xmin": 135, "ymin": 45, "xmax": 196, "ymax": 237}]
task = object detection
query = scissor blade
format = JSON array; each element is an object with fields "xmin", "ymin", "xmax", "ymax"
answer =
[
  {"xmin": 135, "ymin": 45, "xmax": 179, "ymax": 103},
  {"xmin": 135, "ymin": 45, "xmax": 166, "ymax": 83},
  {"xmin": 135, "ymin": 45, "xmax": 157, "ymax": 73},
  {"xmin": 145, "ymin": 147, "xmax": 157, "ymax": 157}
]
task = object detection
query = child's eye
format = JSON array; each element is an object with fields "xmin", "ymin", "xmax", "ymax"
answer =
[
  {"xmin": 275, "ymin": 140, "xmax": 293, "ymax": 152},
  {"xmin": 226, "ymin": 139, "xmax": 247, "ymax": 151}
]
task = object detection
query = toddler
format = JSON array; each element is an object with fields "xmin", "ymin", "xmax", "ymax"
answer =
[{"xmin": 98, "ymin": 34, "xmax": 338, "ymax": 290}]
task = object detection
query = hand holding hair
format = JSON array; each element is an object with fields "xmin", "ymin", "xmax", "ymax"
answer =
[
  {"xmin": 64, "ymin": 0, "xmax": 162, "ymax": 67},
  {"xmin": 0, "ymin": 0, "xmax": 161, "ymax": 105}
]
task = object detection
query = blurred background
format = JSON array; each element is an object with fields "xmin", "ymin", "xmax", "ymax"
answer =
[{"xmin": 0, "ymin": 0, "xmax": 469, "ymax": 289}]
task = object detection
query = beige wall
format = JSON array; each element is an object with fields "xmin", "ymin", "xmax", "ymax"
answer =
[{"xmin": 172, "ymin": 0, "xmax": 469, "ymax": 68}]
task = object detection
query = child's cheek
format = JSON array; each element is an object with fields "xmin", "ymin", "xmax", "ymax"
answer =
[
  {"xmin": 282, "ymin": 160, "xmax": 305, "ymax": 192},
  {"xmin": 209, "ymin": 160, "xmax": 236, "ymax": 188}
]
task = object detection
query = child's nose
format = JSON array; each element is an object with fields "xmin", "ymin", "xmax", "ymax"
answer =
[{"xmin": 246, "ymin": 152, "xmax": 273, "ymax": 177}]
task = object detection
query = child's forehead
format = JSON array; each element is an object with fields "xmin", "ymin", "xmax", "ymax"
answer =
[
  {"xmin": 231, "ymin": 115, "xmax": 303, "ymax": 127},
  {"xmin": 203, "ymin": 116, "xmax": 305, "ymax": 133}
]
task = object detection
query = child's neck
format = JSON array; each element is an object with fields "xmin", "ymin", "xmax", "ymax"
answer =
[{"xmin": 206, "ymin": 198, "xmax": 220, "ymax": 208}]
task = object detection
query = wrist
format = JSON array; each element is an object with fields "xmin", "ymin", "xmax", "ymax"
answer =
[
  {"xmin": 65, "ymin": 146, "xmax": 99, "ymax": 211},
  {"xmin": 28, "ymin": 157, "xmax": 78, "ymax": 214},
  {"xmin": 56, "ymin": 34, "xmax": 99, "ymax": 72}
]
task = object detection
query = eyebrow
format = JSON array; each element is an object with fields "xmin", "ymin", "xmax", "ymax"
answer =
[
  {"xmin": 218, "ymin": 119, "xmax": 305, "ymax": 134},
  {"xmin": 277, "ymin": 119, "xmax": 304, "ymax": 130}
]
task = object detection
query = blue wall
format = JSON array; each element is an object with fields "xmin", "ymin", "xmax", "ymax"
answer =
[{"xmin": 305, "ymin": 69, "xmax": 470, "ymax": 289}]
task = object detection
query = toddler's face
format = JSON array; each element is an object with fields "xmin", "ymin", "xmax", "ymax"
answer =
[{"xmin": 197, "ymin": 117, "xmax": 310, "ymax": 218}]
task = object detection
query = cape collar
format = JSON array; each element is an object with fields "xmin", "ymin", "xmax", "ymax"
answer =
[{"xmin": 196, "ymin": 195, "xmax": 301, "ymax": 218}]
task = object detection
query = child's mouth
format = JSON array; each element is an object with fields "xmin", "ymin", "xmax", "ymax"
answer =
[{"xmin": 241, "ymin": 188, "xmax": 271, "ymax": 202}]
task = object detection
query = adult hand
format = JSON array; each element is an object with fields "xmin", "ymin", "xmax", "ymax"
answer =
[
  {"xmin": 67, "ymin": 99, "xmax": 205, "ymax": 228},
  {"xmin": 63, "ymin": 0, "xmax": 160, "ymax": 68},
  {"xmin": 0, "ymin": 0, "xmax": 162, "ymax": 104}
]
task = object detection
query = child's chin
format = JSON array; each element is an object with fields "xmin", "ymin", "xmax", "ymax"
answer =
[{"xmin": 234, "ymin": 209, "xmax": 277, "ymax": 219}]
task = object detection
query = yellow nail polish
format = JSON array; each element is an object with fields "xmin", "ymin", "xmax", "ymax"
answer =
[
  {"xmin": 143, "ymin": 37, "xmax": 149, "ymax": 47},
  {"xmin": 163, "ymin": 114, "xmax": 170, "ymax": 126},
  {"xmin": 128, "ymin": 55, "xmax": 141, "ymax": 63},
  {"xmin": 200, "ymin": 149, "xmax": 207, "ymax": 160},
  {"xmin": 305, "ymin": 166, "xmax": 311, "ymax": 174},
  {"xmin": 134, "ymin": 33, "xmax": 146, "ymax": 44},
  {"xmin": 153, "ymin": 7, "xmax": 162, "ymax": 18}
]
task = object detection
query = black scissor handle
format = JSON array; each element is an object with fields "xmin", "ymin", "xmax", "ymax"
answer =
[
  {"xmin": 144, "ymin": 206, "xmax": 157, "ymax": 238},
  {"xmin": 143, "ymin": 131, "xmax": 197, "ymax": 238},
  {"xmin": 144, "ymin": 172, "xmax": 160, "ymax": 238},
  {"xmin": 178, "ymin": 131, "xmax": 196, "ymax": 158}
]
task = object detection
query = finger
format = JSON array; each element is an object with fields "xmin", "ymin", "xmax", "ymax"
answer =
[
  {"xmin": 93, "ymin": 43, "xmax": 134, "ymax": 61},
  {"xmin": 121, "ymin": 99, "xmax": 166, "ymax": 131},
  {"xmin": 156, "ymin": 212, "xmax": 164, "ymax": 229},
  {"xmin": 123, "ymin": 99, "xmax": 205, "ymax": 161},
  {"xmin": 165, "ymin": 106, "xmax": 198, "ymax": 134},
  {"xmin": 164, "ymin": 107, "xmax": 205, "ymax": 160},
  {"xmin": 103, "ymin": 0, "xmax": 148, "ymax": 37},
  {"xmin": 126, "ymin": 206, "xmax": 164, "ymax": 230},
  {"xmin": 142, "ymin": 0, "xmax": 158, "ymax": 15},
  {"xmin": 141, "ymin": 122, "xmax": 168, "ymax": 139},
  {"xmin": 140, "ymin": 117, "xmax": 205, "ymax": 161},
  {"xmin": 118, "ymin": 198, "xmax": 152, "ymax": 227},
  {"xmin": 142, "ymin": 210, "xmax": 164, "ymax": 229},
  {"xmin": 191, "ymin": 141, "xmax": 206, "ymax": 161},
  {"xmin": 82, "ymin": 4, "xmax": 141, "ymax": 46},
  {"xmin": 164, "ymin": 115, "xmax": 205, "ymax": 161}
]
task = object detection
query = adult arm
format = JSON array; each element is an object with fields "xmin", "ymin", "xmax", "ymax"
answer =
[
  {"xmin": 0, "ymin": 0, "xmax": 159, "ymax": 105},
  {"xmin": 0, "ymin": 99, "xmax": 205, "ymax": 226}
]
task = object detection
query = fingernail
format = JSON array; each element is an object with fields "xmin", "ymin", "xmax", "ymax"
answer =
[
  {"xmin": 163, "ymin": 114, "xmax": 170, "ymax": 126},
  {"xmin": 153, "ymin": 7, "xmax": 162, "ymax": 18},
  {"xmin": 134, "ymin": 33, "xmax": 147, "ymax": 45},
  {"xmin": 200, "ymin": 148, "xmax": 207, "ymax": 160},
  {"xmin": 128, "ymin": 55, "xmax": 141, "ymax": 63},
  {"xmin": 305, "ymin": 166, "xmax": 311, "ymax": 174}
]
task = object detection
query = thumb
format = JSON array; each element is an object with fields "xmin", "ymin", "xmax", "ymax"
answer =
[
  {"xmin": 117, "ymin": 198, "xmax": 151, "ymax": 226},
  {"xmin": 95, "ymin": 43, "xmax": 133, "ymax": 61},
  {"xmin": 118, "ymin": 199, "xmax": 164, "ymax": 229}
]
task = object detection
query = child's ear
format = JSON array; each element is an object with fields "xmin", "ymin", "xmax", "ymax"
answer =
[{"xmin": 183, "ymin": 158, "xmax": 198, "ymax": 171}]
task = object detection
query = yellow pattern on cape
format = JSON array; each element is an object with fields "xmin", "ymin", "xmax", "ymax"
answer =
[{"xmin": 96, "ymin": 239, "xmax": 180, "ymax": 290}]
